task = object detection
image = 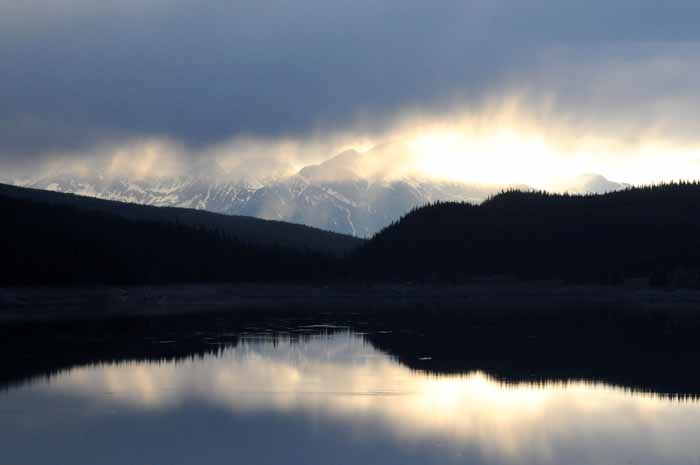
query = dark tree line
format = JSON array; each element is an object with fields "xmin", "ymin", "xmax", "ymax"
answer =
[
  {"xmin": 352, "ymin": 182, "xmax": 700, "ymax": 286},
  {"xmin": 0, "ymin": 182, "xmax": 362, "ymax": 256},
  {"xmin": 1, "ymin": 195, "xmax": 338, "ymax": 285},
  {"xmin": 4, "ymin": 182, "xmax": 700, "ymax": 287}
]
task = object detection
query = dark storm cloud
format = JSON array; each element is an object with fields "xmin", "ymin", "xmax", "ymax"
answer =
[{"xmin": 1, "ymin": 0, "xmax": 700, "ymax": 160}]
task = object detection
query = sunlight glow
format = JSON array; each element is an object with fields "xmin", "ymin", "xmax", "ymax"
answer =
[
  {"xmin": 406, "ymin": 126, "xmax": 567, "ymax": 187},
  {"xmin": 17, "ymin": 100, "xmax": 700, "ymax": 189},
  {"xmin": 398, "ymin": 117, "xmax": 700, "ymax": 189}
]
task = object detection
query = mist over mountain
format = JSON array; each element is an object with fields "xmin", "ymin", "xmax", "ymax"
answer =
[
  {"xmin": 12, "ymin": 146, "xmax": 628, "ymax": 237},
  {"xmin": 549, "ymin": 173, "xmax": 630, "ymax": 195}
]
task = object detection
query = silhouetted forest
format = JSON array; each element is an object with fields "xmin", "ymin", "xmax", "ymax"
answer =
[
  {"xmin": 0, "ymin": 183, "xmax": 362, "ymax": 256},
  {"xmin": 1, "ymin": 195, "xmax": 338, "ymax": 285},
  {"xmin": 4, "ymin": 182, "xmax": 700, "ymax": 286},
  {"xmin": 353, "ymin": 182, "xmax": 700, "ymax": 286}
]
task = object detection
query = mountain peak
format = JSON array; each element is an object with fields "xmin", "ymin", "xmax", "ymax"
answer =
[
  {"xmin": 551, "ymin": 173, "xmax": 629, "ymax": 194},
  {"xmin": 189, "ymin": 158, "xmax": 227, "ymax": 179},
  {"xmin": 297, "ymin": 149, "xmax": 363, "ymax": 182}
]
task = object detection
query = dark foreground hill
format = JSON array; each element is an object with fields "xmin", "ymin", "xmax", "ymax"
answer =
[
  {"xmin": 1, "ymin": 193, "xmax": 338, "ymax": 285},
  {"xmin": 6, "ymin": 182, "xmax": 700, "ymax": 287},
  {"xmin": 353, "ymin": 182, "xmax": 700, "ymax": 285},
  {"xmin": 0, "ymin": 183, "xmax": 362, "ymax": 256}
]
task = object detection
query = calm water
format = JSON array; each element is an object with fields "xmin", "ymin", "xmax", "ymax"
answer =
[{"xmin": 2, "ymin": 331, "xmax": 699, "ymax": 465}]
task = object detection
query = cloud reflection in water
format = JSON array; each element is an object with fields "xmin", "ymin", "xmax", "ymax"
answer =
[{"xmin": 21, "ymin": 332, "xmax": 698, "ymax": 465}]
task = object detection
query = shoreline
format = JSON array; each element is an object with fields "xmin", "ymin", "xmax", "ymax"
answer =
[
  {"xmin": 3, "ymin": 281, "xmax": 700, "ymax": 396},
  {"xmin": 3, "ymin": 281, "xmax": 700, "ymax": 323}
]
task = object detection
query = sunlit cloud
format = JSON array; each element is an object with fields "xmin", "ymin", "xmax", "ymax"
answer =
[
  {"xmin": 9, "ymin": 94, "xmax": 700, "ymax": 191},
  {"xmin": 2, "ymin": 0, "xmax": 700, "ymax": 189}
]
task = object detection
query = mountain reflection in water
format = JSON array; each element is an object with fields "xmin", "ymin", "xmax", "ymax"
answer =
[{"xmin": 1, "ymin": 332, "xmax": 699, "ymax": 465}]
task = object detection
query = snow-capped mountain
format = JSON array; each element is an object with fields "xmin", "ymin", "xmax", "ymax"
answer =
[
  {"xmin": 21, "ymin": 159, "xmax": 262, "ymax": 213},
  {"xmin": 14, "ymin": 148, "xmax": 628, "ymax": 237},
  {"xmin": 24, "ymin": 171, "xmax": 261, "ymax": 214},
  {"xmin": 236, "ymin": 172, "xmax": 501, "ymax": 237},
  {"xmin": 555, "ymin": 173, "xmax": 630, "ymax": 194}
]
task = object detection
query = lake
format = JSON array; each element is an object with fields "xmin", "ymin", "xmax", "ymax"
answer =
[{"xmin": 2, "ymin": 330, "xmax": 699, "ymax": 465}]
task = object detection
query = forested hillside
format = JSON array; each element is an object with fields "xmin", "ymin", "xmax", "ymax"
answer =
[
  {"xmin": 0, "ymin": 183, "xmax": 362, "ymax": 256},
  {"xmin": 353, "ymin": 182, "xmax": 700, "ymax": 285},
  {"xmin": 5, "ymin": 182, "xmax": 700, "ymax": 287},
  {"xmin": 1, "ymin": 195, "xmax": 337, "ymax": 285}
]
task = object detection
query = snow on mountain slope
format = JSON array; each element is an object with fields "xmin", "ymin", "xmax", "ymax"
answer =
[
  {"xmin": 27, "ymin": 173, "xmax": 259, "ymax": 213},
  {"xmin": 561, "ymin": 174, "xmax": 631, "ymax": 194},
  {"xmin": 17, "ymin": 149, "xmax": 628, "ymax": 237},
  {"xmin": 22, "ymin": 175, "xmax": 487, "ymax": 237}
]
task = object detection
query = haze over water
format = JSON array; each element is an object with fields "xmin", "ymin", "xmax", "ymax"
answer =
[{"xmin": 1, "ymin": 332, "xmax": 698, "ymax": 465}]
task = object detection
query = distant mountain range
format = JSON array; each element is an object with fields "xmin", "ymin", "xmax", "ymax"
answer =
[{"xmin": 13, "ymin": 147, "xmax": 629, "ymax": 236}]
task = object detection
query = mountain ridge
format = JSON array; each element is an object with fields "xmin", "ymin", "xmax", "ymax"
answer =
[
  {"xmin": 12, "ymin": 148, "xmax": 629, "ymax": 236},
  {"xmin": 0, "ymin": 183, "xmax": 362, "ymax": 256},
  {"xmin": 353, "ymin": 182, "xmax": 700, "ymax": 284}
]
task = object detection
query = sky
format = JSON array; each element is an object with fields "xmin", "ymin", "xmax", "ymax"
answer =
[{"xmin": 2, "ymin": 0, "xmax": 700, "ymax": 187}]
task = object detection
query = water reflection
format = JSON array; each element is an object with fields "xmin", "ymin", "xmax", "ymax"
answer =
[{"xmin": 2, "ymin": 332, "xmax": 700, "ymax": 465}]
